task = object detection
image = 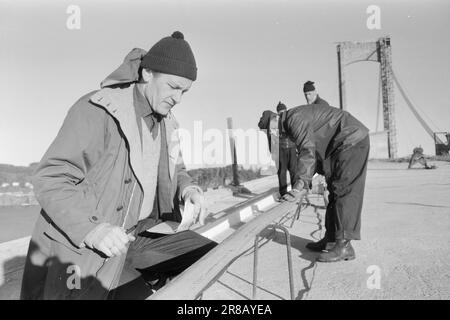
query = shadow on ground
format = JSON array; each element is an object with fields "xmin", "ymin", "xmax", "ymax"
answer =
[
  {"xmin": 0, "ymin": 256, "xmax": 26, "ymax": 299},
  {"xmin": 270, "ymin": 230, "xmax": 320, "ymax": 300},
  {"xmin": 215, "ymin": 224, "xmax": 320, "ymax": 300}
]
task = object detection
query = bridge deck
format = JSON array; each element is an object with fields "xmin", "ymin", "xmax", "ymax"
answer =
[{"xmin": 1, "ymin": 160, "xmax": 449, "ymax": 299}]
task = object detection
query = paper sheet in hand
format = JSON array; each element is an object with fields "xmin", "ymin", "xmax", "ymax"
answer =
[
  {"xmin": 146, "ymin": 201, "xmax": 196, "ymax": 234},
  {"xmin": 176, "ymin": 200, "xmax": 196, "ymax": 232}
]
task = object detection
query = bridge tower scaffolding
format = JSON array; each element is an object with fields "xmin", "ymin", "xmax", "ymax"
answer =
[{"xmin": 337, "ymin": 36, "xmax": 397, "ymax": 159}]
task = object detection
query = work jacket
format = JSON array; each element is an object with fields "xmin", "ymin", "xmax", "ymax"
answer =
[
  {"xmin": 258, "ymin": 111, "xmax": 280, "ymax": 169},
  {"xmin": 313, "ymin": 95, "xmax": 329, "ymax": 106},
  {"xmin": 278, "ymin": 111, "xmax": 297, "ymax": 149},
  {"xmin": 284, "ymin": 104, "xmax": 369, "ymax": 189},
  {"xmin": 21, "ymin": 48, "xmax": 197, "ymax": 299}
]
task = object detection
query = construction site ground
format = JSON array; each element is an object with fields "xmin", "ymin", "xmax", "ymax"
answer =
[{"xmin": 0, "ymin": 160, "xmax": 449, "ymax": 299}]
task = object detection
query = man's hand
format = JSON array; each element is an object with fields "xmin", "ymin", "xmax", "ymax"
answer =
[
  {"xmin": 281, "ymin": 188, "xmax": 308, "ymax": 202},
  {"xmin": 187, "ymin": 191, "xmax": 209, "ymax": 226},
  {"xmin": 84, "ymin": 223, "xmax": 135, "ymax": 258},
  {"xmin": 281, "ymin": 189, "xmax": 299, "ymax": 202}
]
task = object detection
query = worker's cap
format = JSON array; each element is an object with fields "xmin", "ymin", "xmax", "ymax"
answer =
[
  {"xmin": 276, "ymin": 101, "xmax": 287, "ymax": 112},
  {"xmin": 303, "ymin": 81, "xmax": 316, "ymax": 93},
  {"xmin": 258, "ymin": 110, "xmax": 277, "ymax": 130},
  {"xmin": 140, "ymin": 31, "xmax": 197, "ymax": 81}
]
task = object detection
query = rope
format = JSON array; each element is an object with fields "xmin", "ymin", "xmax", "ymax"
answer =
[{"xmin": 390, "ymin": 66, "xmax": 444, "ymax": 144}]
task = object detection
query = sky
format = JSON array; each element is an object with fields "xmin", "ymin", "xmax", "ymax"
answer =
[{"xmin": 1, "ymin": 0, "xmax": 449, "ymax": 168}]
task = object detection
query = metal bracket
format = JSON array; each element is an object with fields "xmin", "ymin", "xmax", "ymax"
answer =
[
  {"xmin": 289, "ymin": 198, "xmax": 308, "ymax": 228},
  {"xmin": 252, "ymin": 223, "xmax": 295, "ymax": 300}
]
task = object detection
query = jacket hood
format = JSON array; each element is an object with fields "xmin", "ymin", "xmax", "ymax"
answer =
[
  {"xmin": 258, "ymin": 110, "xmax": 277, "ymax": 130},
  {"xmin": 100, "ymin": 48, "xmax": 148, "ymax": 88}
]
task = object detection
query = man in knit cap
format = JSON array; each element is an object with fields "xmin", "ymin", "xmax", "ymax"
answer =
[
  {"xmin": 303, "ymin": 80, "xmax": 329, "ymax": 106},
  {"xmin": 21, "ymin": 31, "xmax": 216, "ymax": 300}
]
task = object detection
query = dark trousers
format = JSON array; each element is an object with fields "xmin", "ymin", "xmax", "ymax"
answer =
[
  {"xmin": 324, "ymin": 135, "xmax": 370, "ymax": 241},
  {"xmin": 278, "ymin": 147, "xmax": 298, "ymax": 196},
  {"xmin": 108, "ymin": 218, "xmax": 217, "ymax": 299}
]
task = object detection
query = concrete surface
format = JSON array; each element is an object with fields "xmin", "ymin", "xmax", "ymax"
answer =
[
  {"xmin": 202, "ymin": 160, "xmax": 450, "ymax": 300},
  {"xmin": 0, "ymin": 175, "xmax": 280, "ymax": 299},
  {"xmin": 0, "ymin": 237, "xmax": 30, "ymax": 299},
  {"xmin": 0, "ymin": 206, "xmax": 39, "ymax": 243},
  {"xmin": 1, "ymin": 160, "xmax": 449, "ymax": 299}
]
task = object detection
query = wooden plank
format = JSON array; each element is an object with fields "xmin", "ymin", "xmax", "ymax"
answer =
[{"xmin": 149, "ymin": 193, "xmax": 305, "ymax": 300}]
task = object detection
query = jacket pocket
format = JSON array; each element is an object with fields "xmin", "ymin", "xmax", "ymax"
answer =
[
  {"xmin": 44, "ymin": 230, "xmax": 83, "ymax": 256},
  {"xmin": 44, "ymin": 234, "xmax": 110, "ymax": 299},
  {"xmin": 92, "ymin": 140, "xmax": 125, "ymax": 218}
]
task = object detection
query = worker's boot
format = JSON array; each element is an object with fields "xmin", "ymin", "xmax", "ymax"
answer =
[
  {"xmin": 306, "ymin": 235, "xmax": 335, "ymax": 252},
  {"xmin": 317, "ymin": 239, "xmax": 355, "ymax": 262}
]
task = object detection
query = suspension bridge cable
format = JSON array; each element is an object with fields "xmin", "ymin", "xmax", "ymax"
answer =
[
  {"xmin": 390, "ymin": 66, "xmax": 444, "ymax": 145},
  {"xmin": 391, "ymin": 68, "xmax": 442, "ymax": 131}
]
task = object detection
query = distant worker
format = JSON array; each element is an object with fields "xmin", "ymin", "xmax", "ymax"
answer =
[
  {"xmin": 281, "ymin": 103, "xmax": 370, "ymax": 263},
  {"xmin": 408, "ymin": 146, "xmax": 433, "ymax": 169},
  {"xmin": 442, "ymin": 133, "xmax": 450, "ymax": 155},
  {"xmin": 276, "ymin": 102, "xmax": 298, "ymax": 196},
  {"xmin": 445, "ymin": 133, "xmax": 450, "ymax": 155},
  {"xmin": 303, "ymin": 81, "xmax": 329, "ymax": 106},
  {"xmin": 258, "ymin": 110, "xmax": 282, "ymax": 191},
  {"xmin": 258, "ymin": 110, "xmax": 278, "ymax": 154}
]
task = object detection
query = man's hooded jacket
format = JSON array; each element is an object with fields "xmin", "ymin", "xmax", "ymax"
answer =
[{"xmin": 21, "ymin": 48, "xmax": 199, "ymax": 299}]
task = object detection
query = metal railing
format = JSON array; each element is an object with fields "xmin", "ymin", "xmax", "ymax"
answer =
[{"xmin": 149, "ymin": 193, "xmax": 306, "ymax": 300}]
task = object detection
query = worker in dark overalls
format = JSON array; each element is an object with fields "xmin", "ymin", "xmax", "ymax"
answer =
[
  {"xmin": 281, "ymin": 104, "xmax": 370, "ymax": 262},
  {"xmin": 276, "ymin": 102, "xmax": 298, "ymax": 196}
]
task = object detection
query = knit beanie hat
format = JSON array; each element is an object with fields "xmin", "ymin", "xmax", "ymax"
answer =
[
  {"xmin": 276, "ymin": 101, "xmax": 287, "ymax": 113},
  {"xmin": 303, "ymin": 81, "xmax": 315, "ymax": 93},
  {"xmin": 140, "ymin": 31, "xmax": 197, "ymax": 81}
]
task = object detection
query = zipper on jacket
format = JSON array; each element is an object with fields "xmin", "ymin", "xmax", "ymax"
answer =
[{"xmin": 122, "ymin": 181, "xmax": 137, "ymax": 229}]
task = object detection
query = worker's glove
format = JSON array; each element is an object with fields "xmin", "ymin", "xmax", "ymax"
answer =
[
  {"xmin": 281, "ymin": 189, "xmax": 301, "ymax": 202},
  {"xmin": 281, "ymin": 180, "xmax": 307, "ymax": 202},
  {"xmin": 83, "ymin": 223, "xmax": 135, "ymax": 258}
]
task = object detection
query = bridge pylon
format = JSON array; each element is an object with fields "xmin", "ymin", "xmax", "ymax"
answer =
[{"xmin": 337, "ymin": 36, "xmax": 397, "ymax": 159}]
